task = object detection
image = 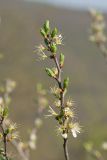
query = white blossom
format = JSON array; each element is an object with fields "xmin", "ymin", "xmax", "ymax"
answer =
[
  {"xmin": 71, "ymin": 123, "xmax": 80, "ymax": 138},
  {"xmin": 102, "ymin": 142, "xmax": 107, "ymax": 150}
]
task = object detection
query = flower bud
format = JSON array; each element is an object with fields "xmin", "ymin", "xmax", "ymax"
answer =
[
  {"xmin": 60, "ymin": 53, "xmax": 65, "ymax": 67},
  {"xmin": 62, "ymin": 133, "xmax": 68, "ymax": 139}
]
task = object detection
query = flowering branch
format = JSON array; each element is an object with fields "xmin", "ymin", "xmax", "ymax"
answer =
[
  {"xmin": 0, "ymin": 79, "xmax": 18, "ymax": 160},
  {"xmin": 11, "ymin": 83, "xmax": 48, "ymax": 160},
  {"xmin": 86, "ymin": 10, "xmax": 107, "ymax": 160},
  {"xmin": 89, "ymin": 9, "xmax": 107, "ymax": 59},
  {"xmin": 35, "ymin": 20, "xmax": 81, "ymax": 160}
]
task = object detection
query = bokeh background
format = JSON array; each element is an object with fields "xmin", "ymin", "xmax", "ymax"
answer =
[{"xmin": 0, "ymin": 0, "xmax": 107, "ymax": 160}]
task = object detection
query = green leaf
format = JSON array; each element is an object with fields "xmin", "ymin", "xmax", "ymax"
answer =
[
  {"xmin": 63, "ymin": 77, "xmax": 69, "ymax": 90},
  {"xmin": 44, "ymin": 20, "xmax": 50, "ymax": 34},
  {"xmin": 51, "ymin": 28, "xmax": 58, "ymax": 38},
  {"xmin": 50, "ymin": 44, "xmax": 57, "ymax": 53},
  {"xmin": 3, "ymin": 107, "xmax": 8, "ymax": 118},
  {"xmin": 59, "ymin": 53, "xmax": 65, "ymax": 67},
  {"xmin": 44, "ymin": 38, "xmax": 49, "ymax": 46},
  {"xmin": 4, "ymin": 128, "xmax": 10, "ymax": 135},
  {"xmin": 40, "ymin": 28, "xmax": 46, "ymax": 37},
  {"xmin": 45, "ymin": 68, "xmax": 55, "ymax": 77}
]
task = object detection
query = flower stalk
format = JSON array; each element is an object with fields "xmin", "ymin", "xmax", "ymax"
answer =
[{"xmin": 35, "ymin": 20, "xmax": 81, "ymax": 160}]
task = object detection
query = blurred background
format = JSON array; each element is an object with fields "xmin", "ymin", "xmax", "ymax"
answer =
[{"xmin": 0, "ymin": 0, "xmax": 107, "ymax": 160}]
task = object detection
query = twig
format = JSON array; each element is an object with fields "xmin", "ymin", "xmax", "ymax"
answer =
[
  {"xmin": 11, "ymin": 140, "xmax": 29, "ymax": 160},
  {"xmin": 48, "ymin": 49, "xmax": 69, "ymax": 160},
  {"xmin": 63, "ymin": 139, "xmax": 69, "ymax": 160},
  {"xmin": 0, "ymin": 119, "xmax": 8, "ymax": 160}
]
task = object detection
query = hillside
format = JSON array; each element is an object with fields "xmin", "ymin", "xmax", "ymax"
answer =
[{"xmin": 0, "ymin": 0, "xmax": 107, "ymax": 160}]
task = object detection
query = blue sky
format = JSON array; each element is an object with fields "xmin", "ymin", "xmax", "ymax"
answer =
[{"xmin": 25, "ymin": 0, "xmax": 107, "ymax": 11}]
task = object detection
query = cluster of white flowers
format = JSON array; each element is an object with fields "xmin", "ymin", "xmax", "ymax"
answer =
[{"xmin": 29, "ymin": 130, "xmax": 37, "ymax": 150}]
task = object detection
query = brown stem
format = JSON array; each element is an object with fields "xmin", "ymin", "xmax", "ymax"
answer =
[
  {"xmin": 63, "ymin": 138, "xmax": 69, "ymax": 160},
  {"xmin": 0, "ymin": 119, "xmax": 8, "ymax": 160},
  {"xmin": 47, "ymin": 36, "xmax": 70, "ymax": 160},
  {"xmin": 53, "ymin": 55, "xmax": 61, "ymax": 80},
  {"xmin": 52, "ymin": 55, "xmax": 69, "ymax": 160},
  {"xmin": 53, "ymin": 55, "xmax": 64, "ymax": 108},
  {"xmin": 3, "ymin": 134, "xmax": 8, "ymax": 160}
]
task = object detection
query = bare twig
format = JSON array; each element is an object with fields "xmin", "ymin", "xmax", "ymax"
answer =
[{"xmin": 63, "ymin": 139, "xmax": 69, "ymax": 160}]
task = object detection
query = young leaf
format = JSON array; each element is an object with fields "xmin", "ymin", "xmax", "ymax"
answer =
[
  {"xmin": 63, "ymin": 77, "xmax": 69, "ymax": 90},
  {"xmin": 50, "ymin": 44, "xmax": 57, "ymax": 53},
  {"xmin": 60, "ymin": 53, "xmax": 65, "ymax": 67},
  {"xmin": 3, "ymin": 107, "xmax": 8, "ymax": 118},
  {"xmin": 40, "ymin": 28, "xmax": 46, "ymax": 37},
  {"xmin": 44, "ymin": 38, "xmax": 49, "ymax": 46},
  {"xmin": 44, "ymin": 20, "xmax": 50, "ymax": 34},
  {"xmin": 51, "ymin": 28, "xmax": 58, "ymax": 38},
  {"xmin": 45, "ymin": 68, "xmax": 55, "ymax": 78}
]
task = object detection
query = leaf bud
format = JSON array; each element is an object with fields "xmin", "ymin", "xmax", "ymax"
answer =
[
  {"xmin": 45, "ymin": 68, "xmax": 55, "ymax": 78},
  {"xmin": 63, "ymin": 77, "xmax": 69, "ymax": 90},
  {"xmin": 59, "ymin": 53, "xmax": 65, "ymax": 67},
  {"xmin": 44, "ymin": 20, "xmax": 50, "ymax": 34},
  {"xmin": 51, "ymin": 28, "xmax": 58, "ymax": 38},
  {"xmin": 50, "ymin": 44, "xmax": 57, "ymax": 53}
]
